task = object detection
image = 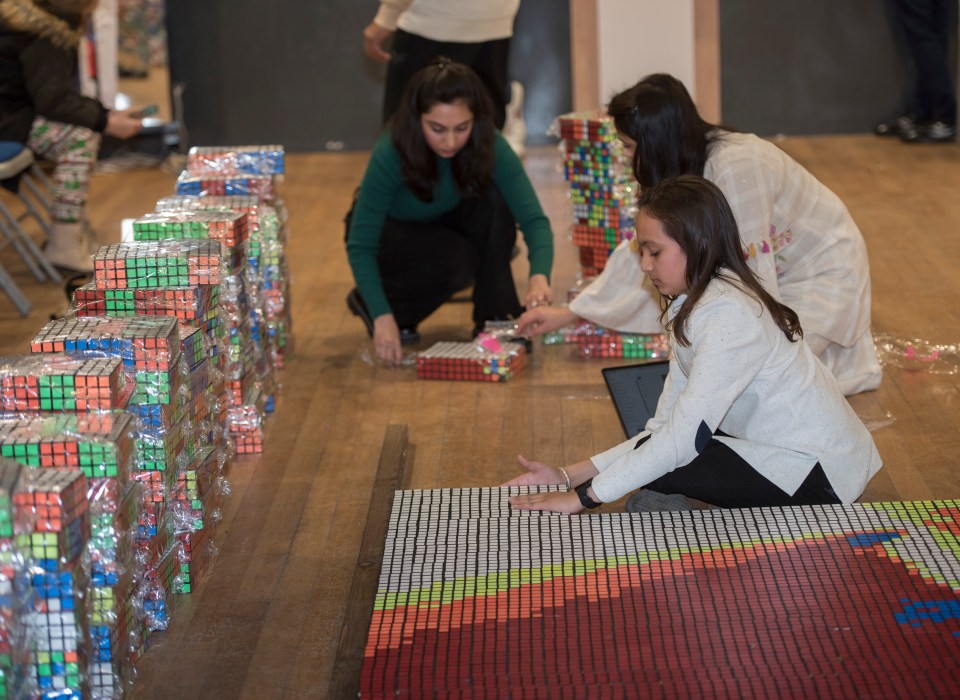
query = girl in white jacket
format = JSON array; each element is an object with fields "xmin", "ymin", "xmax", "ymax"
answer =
[{"xmin": 506, "ymin": 175, "xmax": 882, "ymax": 513}]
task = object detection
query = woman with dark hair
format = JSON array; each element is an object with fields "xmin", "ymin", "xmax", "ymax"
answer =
[
  {"xmin": 0, "ymin": 0, "xmax": 144, "ymax": 273},
  {"xmin": 518, "ymin": 73, "xmax": 881, "ymax": 396},
  {"xmin": 345, "ymin": 58, "xmax": 553, "ymax": 365},
  {"xmin": 505, "ymin": 176, "xmax": 882, "ymax": 513}
]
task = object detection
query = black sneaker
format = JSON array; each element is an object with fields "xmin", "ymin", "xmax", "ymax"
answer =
[
  {"xmin": 874, "ymin": 115, "xmax": 915, "ymax": 137},
  {"xmin": 901, "ymin": 120, "xmax": 956, "ymax": 143},
  {"xmin": 347, "ymin": 289, "xmax": 420, "ymax": 344},
  {"xmin": 398, "ymin": 327, "xmax": 421, "ymax": 345},
  {"xmin": 346, "ymin": 288, "xmax": 374, "ymax": 337}
]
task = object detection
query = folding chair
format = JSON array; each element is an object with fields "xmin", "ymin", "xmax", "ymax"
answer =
[{"xmin": 0, "ymin": 142, "xmax": 62, "ymax": 315}]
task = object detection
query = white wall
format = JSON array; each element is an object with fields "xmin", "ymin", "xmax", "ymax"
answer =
[{"xmin": 596, "ymin": 0, "xmax": 696, "ymax": 106}]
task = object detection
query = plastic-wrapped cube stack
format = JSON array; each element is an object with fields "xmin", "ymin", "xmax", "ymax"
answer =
[
  {"xmin": 556, "ymin": 112, "xmax": 636, "ymax": 277},
  {"xmin": 11, "ymin": 464, "xmax": 87, "ymax": 700},
  {"xmin": 166, "ymin": 145, "xmax": 291, "ymax": 452},
  {"xmin": 0, "ymin": 412, "xmax": 138, "ymax": 700},
  {"xmin": 27, "ymin": 318, "xmax": 188, "ymax": 669},
  {"xmin": 0, "ymin": 459, "xmax": 32, "ymax": 700}
]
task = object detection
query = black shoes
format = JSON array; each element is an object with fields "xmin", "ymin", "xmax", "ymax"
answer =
[
  {"xmin": 900, "ymin": 120, "xmax": 956, "ymax": 144},
  {"xmin": 874, "ymin": 115, "xmax": 956, "ymax": 143},
  {"xmin": 874, "ymin": 114, "xmax": 915, "ymax": 137},
  {"xmin": 346, "ymin": 289, "xmax": 420, "ymax": 345}
]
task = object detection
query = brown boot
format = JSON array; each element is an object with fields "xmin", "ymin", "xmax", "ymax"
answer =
[{"xmin": 44, "ymin": 222, "xmax": 94, "ymax": 273}]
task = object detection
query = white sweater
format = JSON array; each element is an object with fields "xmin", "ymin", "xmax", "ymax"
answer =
[
  {"xmin": 373, "ymin": 0, "xmax": 520, "ymax": 42},
  {"xmin": 589, "ymin": 277, "xmax": 882, "ymax": 505}
]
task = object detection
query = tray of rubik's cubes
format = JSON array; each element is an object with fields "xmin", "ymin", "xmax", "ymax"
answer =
[
  {"xmin": 0, "ymin": 144, "xmax": 292, "ymax": 698},
  {"xmin": 534, "ymin": 282, "xmax": 670, "ymax": 360},
  {"xmin": 416, "ymin": 323, "xmax": 528, "ymax": 382},
  {"xmin": 556, "ymin": 112, "xmax": 637, "ymax": 278}
]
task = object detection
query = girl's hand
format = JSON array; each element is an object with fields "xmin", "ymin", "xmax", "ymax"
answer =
[
  {"xmin": 105, "ymin": 109, "xmax": 143, "ymax": 139},
  {"xmin": 516, "ymin": 306, "xmax": 578, "ymax": 337},
  {"xmin": 509, "ymin": 490, "xmax": 583, "ymax": 513},
  {"xmin": 524, "ymin": 274, "xmax": 553, "ymax": 309},
  {"xmin": 373, "ymin": 314, "xmax": 403, "ymax": 365},
  {"xmin": 500, "ymin": 454, "xmax": 565, "ymax": 487}
]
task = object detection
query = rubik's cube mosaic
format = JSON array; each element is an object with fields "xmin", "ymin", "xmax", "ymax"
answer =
[
  {"xmin": 416, "ymin": 342, "xmax": 526, "ymax": 383},
  {"xmin": 578, "ymin": 332, "xmax": 671, "ymax": 360},
  {"xmin": 360, "ymin": 489, "xmax": 960, "ymax": 698}
]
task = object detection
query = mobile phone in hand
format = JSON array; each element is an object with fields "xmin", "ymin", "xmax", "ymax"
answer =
[{"xmin": 135, "ymin": 104, "xmax": 159, "ymax": 118}]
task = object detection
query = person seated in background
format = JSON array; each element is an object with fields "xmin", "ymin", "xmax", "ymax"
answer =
[
  {"xmin": 517, "ymin": 73, "xmax": 882, "ymax": 397},
  {"xmin": 0, "ymin": 0, "xmax": 143, "ymax": 274},
  {"xmin": 506, "ymin": 176, "xmax": 882, "ymax": 514},
  {"xmin": 344, "ymin": 58, "xmax": 553, "ymax": 366}
]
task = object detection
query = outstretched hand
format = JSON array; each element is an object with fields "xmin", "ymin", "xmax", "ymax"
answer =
[
  {"xmin": 500, "ymin": 454, "xmax": 565, "ymax": 487},
  {"xmin": 515, "ymin": 306, "xmax": 578, "ymax": 338},
  {"xmin": 509, "ymin": 490, "xmax": 583, "ymax": 513}
]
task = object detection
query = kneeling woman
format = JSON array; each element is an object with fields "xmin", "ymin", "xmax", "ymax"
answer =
[
  {"xmin": 345, "ymin": 58, "xmax": 554, "ymax": 365},
  {"xmin": 506, "ymin": 176, "xmax": 881, "ymax": 513}
]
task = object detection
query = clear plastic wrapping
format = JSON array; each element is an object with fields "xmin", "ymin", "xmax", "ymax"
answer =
[
  {"xmin": 132, "ymin": 210, "xmax": 250, "ymax": 250},
  {"xmin": 174, "ymin": 172, "xmax": 276, "ymax": 203},
  {"xmin": 185, "ymin": 145, "xmax": 285, "ymax": 176},
  {"xmin": 0, "ymin": 354, "xmax": 125, "ymax": 413},
  {"xmin": 92, "ymin": 240, "xmax": 242, "ymax": 289}
]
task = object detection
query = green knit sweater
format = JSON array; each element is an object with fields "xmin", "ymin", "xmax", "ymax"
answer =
[{"xmin": 346, "ymin": 130, "xmax": 554, "ymax": 319}]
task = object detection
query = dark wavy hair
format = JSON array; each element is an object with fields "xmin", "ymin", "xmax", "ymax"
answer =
[
  {"xmin": 638, "ymin": 175, "xmax": 802, "ymax": 347},
  {"xmin": 607, "ymin": 74, "xmax": 725, "ymax": 189},
  {"xmin": 389, "ymin": 58, "xmax": 495, "ymax": 202}
]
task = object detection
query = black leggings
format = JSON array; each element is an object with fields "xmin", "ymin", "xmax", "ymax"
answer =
[
  {"xmin": 641, "ymin": 434, "xmax": 842, "ymax": 508},
  {"xmin": 345, "ymin": 187, "xmax": 522, "ymax": 328}
]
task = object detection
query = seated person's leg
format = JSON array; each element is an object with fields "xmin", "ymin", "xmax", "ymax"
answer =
[
  {"xmin": 28, "ymin": 117, "xmax": 101, "ymax": 273},
  {"xmin": 645, "ymin": 439, "xmax": 841, "ymax": 509}
]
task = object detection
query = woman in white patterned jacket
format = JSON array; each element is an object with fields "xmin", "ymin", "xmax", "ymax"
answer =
[{"xmin": 518, "ymin": 74, "xmax": 881, "ymax": 396}]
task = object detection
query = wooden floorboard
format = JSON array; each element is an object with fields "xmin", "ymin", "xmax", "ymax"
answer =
[{"xmin": 0, "ymin": 136, "xmax": 958, "ymax": 698}]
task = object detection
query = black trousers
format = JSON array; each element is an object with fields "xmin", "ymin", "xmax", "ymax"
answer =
[
  {"xmin": 382, "ymin": 29, "xmax": 511, "ymax": 129},
  {"xmin": 894, "ymin": 0, "xmax": 957, "ymax": 125},
  {"xmin": 346, "ymin": 187, "xmax": 522, "ymax": 328},
  {"xmin": 640, "ymin": 434, "xmax": 842, "ymax": 509}
]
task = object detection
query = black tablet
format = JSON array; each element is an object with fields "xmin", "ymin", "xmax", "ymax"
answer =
[{"xmin": 601, "ymin": 360, "xmax": 670, "ymax": 438}]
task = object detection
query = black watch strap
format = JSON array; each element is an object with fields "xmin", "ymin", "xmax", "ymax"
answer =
[{"xmin": 575, "ymin": 479, "xmax": 602, "ymax": 509}]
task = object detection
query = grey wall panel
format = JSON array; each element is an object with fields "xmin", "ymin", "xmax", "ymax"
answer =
[
  {"xmin": 165, "ymin": 0, "xmax": 571, "ymax": 152},
  {"xmin": 719, "ymin": 0, "xmax": 957, "ymax": 136}
]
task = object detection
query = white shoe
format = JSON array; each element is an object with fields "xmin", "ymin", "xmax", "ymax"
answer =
[
  {"xmin": 44, "ymin": 222, "xmax": 94, "ymax": 273},
  {"xmin": 502, "ymin": 80, "xmax": 526, "ymax": 159}
]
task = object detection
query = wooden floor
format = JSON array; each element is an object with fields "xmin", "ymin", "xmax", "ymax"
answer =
[{"xmin": 1, "ymin": 135, "xmax": 959, "ymax": 698}]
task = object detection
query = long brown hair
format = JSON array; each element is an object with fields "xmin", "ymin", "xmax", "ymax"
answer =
[
  {"xmin": 639, "ymin": 175, "xmax": 802, "ymax": 347},
  {"xmin": 389, "ymin": 58, "xmax": 495, "ymax": 202}
]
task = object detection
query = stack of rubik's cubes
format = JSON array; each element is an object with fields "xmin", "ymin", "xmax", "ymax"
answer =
[
  {"xmin": 0, "ymin": 349, "xmax": 140, "ymax": 698},
  {"xmin": 0, "ymin": 459, "xmax": 31, "ymax": 700},
  {"xmin": 556, "ymin": 112, "xmax": 635, "ymax": 277},
  {"xmin": 416, "ymin": 342, "xmax": 526, "ymax": 383}
]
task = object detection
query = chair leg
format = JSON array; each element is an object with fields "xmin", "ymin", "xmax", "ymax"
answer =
[
  {"xmin": 19, "ymin": 173, "xmax": 53, "ymax": 237},
  {"xmin": 0, "ymin": 199, "xmax": 61, "ymax": 284},
  {"xmin": 27, "ymin": 164, "xmax": 54, "ymax": 213},
  {"xmin": 0, "ymin": 260, "xmax": 32, "ymax": 316}
]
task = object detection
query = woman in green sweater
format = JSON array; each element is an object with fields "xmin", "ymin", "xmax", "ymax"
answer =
[{"xmin": 345, "ymin": 58, "xmax": 554, "ymax": 365}]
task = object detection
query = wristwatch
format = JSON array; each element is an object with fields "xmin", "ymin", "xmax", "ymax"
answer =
[{"xmin": 575, "ymin": 479, "xmax": 602, "ymax": 509}]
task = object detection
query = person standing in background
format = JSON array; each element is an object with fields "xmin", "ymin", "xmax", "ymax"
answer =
[
  {"xmin": 362, "ymin": 0, "xmax": 525, "ymax": 155},
  {"xmin": 874, "ymin": 0, "xmax": 957, "ymax": 143}
]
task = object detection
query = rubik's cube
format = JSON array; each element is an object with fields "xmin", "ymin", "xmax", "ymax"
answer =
[
  {"xmin": 30, "ymin": 316, "xmax": 180, "ymax": 373},
  {"xmin": 416, "ymin": 342, "xmax": 527, "ymax": 382},
  {"xmin": 155, "ymin": 195, "xmax": 284, "ymax": 243},
  {"xmin": 179, "ymin": 325, "xmax": 208, "ymax": 371},
  {"xmin": 93, "ymin": 240, "xmax": 240, "ymax": 289},
  {"xmin": 186, "ymin": 145, "xmax": 285, "ymax": 176},
  {"xmin": 13, "ymin": 468, "xmax": 88, "ymax": 566},
  {"xmin": 175, "ymin": 519, "xmax": 216, "ymax": 594},
  {"xmin": 0, "ymin": 354, "xmax": 124, "ymax": 412},
  {"xmin": 74, "ymin": 283, "xmax": 221, "ymax": 326},
  {"xmin": 132, "ymin": 210, "xmax": 250, "ymax": 249},
  {"xmin": 577, "ymin": 332, "xmax": 671, "ymax": 360},
  {"xmin": 556, "ymin": 111, "xmax": 636, "ymax": 276},
  {"xmin": 140, "ymin": 542, "xmax": 182, "ymax": 631},
  {"xmin": 175, "ymin": 173, "xmax": 276, "ymax": 202}
]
